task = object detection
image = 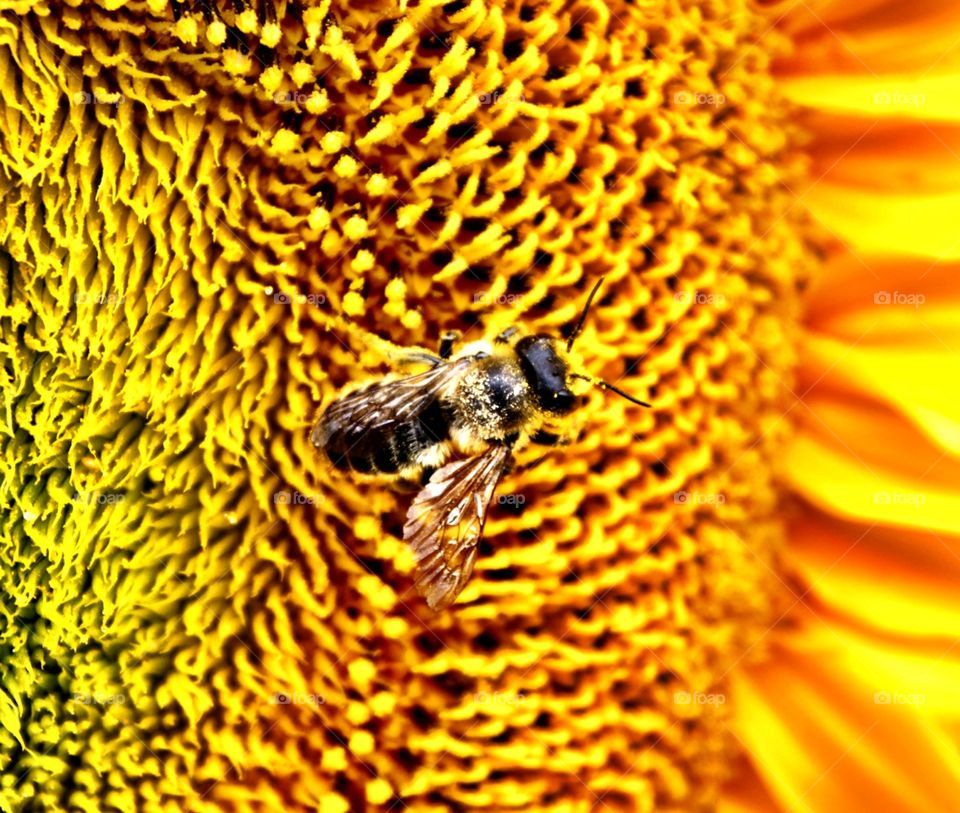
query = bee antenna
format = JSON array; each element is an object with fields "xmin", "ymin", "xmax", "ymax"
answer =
[
  {"xmin": 566, "ymin": 276, "xmax": 606, "ymax": 352},
  {"xmin": 570, "ymin": 373, "xmax": 651, "ymax": 408}
]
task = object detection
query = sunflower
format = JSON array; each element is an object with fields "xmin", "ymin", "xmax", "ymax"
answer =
[{"xmin": 0, "ymin": 0, "xmax": 953, "ymax": 811}]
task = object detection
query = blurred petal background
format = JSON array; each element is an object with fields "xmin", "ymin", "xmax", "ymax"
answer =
[
  {"xmin": 726, "ymin": 1, "xmax": 960, "ymax": 811},
  {"xmin": 0, "ymin": 0, "xmax": 956, "ymax": 811}
]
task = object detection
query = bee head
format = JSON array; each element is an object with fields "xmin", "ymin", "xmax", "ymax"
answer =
[
  {"xmin": 515, "ymin": 335, "xmax": 578, "ymax": 414},
  {"xmin": 535, "ymin": 277, "xmax": 652, "ymax": 411}
]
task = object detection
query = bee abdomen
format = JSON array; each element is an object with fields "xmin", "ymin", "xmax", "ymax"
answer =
[{"xmin": 321, "ymin": 398, "xmax": 452, "ymax": 475}]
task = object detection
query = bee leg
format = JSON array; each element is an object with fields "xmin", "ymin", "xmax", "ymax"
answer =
[
  {"xmin": 512, "ymin": 452, "xmax": 550, "ymax": 473},
  {"xmin": 499, "ymin": 434, "xmax": 519, "ymax": 475},
  {"xmin": 529, "ymin": 429, "xmax": 570, "ymax": 447},
  {"xmin": 438, "ymin": 330, "xmax": 461, "ymax": 359},
  {"xmin": 495, "ymin": 326, "xmax": 520, "ymax": 344}
]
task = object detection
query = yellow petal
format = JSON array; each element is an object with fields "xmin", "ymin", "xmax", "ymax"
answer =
[
  {"xmin": 803, "ymin": 333, "xmax": 960, "ymax": 454},
  {"xmin": 786, "ymin": 395, "xmax": 960, "ymax": 535},
  {"xmin": 784, "ymin": 73, "xmax": 960, "ymax": 120},
  {"xmin": 804, "ymin": 183, "xmax": 960, "ymax": 260},
  {"xmin": 729, "ymin": 620, "xmax": 960, "ymax": 813},
  {"xmin": 784, "ymin": 613, "xmax": 960, "ymax": 721},
  {"xmin": 798, "ymin": 248, "xmax": 960, "ymax": 454},
  {"xmin": 719, "ymin": 757, "xmax": 781, "ymax": 813}
]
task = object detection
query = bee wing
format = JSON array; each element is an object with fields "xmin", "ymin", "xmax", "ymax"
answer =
[
  {"xmin": 404, "ymin": 445, "xmax": 511, "ymax": 611},
  {"xmin": 311, "ymin": 357, "xmax": 473, "ymax": 450}
]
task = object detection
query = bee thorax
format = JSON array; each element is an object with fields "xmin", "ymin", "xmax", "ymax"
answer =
[{"xmin": 450, "ymin": 357, "xmax": 534, "ymax": 443}]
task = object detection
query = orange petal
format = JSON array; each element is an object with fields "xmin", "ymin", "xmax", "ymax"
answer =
[
  {"xmin": 787, "ymin": 511, "xmax": 960, "ymax": 639},
  {"xmin": 719, "ymin": 757, "xmax": 782, "ymax": 813},
  {"xmin": 798, "ymin": 115, "xmax": 960, "ymax": 197},
  {"xmin": 763, "ymin": 0, "xmax": 957, "ymax": 35},
  {"xmin": 801, "ymin": 251, "xmax": 960, "ymax": 329},
  {"xmin": 799, "ymin": 248, "xmax": 960, "ymax": 455},
  {"xmin": 772, "ymin": 2, "xmax": 960, "ymax": 77},
  {"xmin": 773, "ymin": 612, "xmax": 960, "ymax": 721},
  {"xmin": 785, "ymin": 394, "xmax": 960, "ymax": 535},
  {"xmin": 729, "ymin": 620, "xmax": 960, "ymax": 813},
  {"xmin": 802, "ymin": 182, "xmax": 960, "ymax": 261}
]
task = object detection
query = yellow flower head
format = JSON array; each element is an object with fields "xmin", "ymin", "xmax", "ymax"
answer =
[{"xmin": 28, "ymin": 0, "xmax": 960, "ymax": 810}]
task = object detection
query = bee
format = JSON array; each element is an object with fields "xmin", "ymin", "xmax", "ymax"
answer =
[{"xmin": 311, "ymin": 278, "xmax": 650, "ymax": 610}]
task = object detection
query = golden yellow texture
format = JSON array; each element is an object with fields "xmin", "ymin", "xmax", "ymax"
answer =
[{"xmin": 0, "ymin": 0, "xmax": 816, "ymax": 810}]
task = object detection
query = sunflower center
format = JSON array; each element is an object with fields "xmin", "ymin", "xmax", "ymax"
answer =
[{"xmin": 0, "ymin": 0, "xmax": 815, "ymax": 809}]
